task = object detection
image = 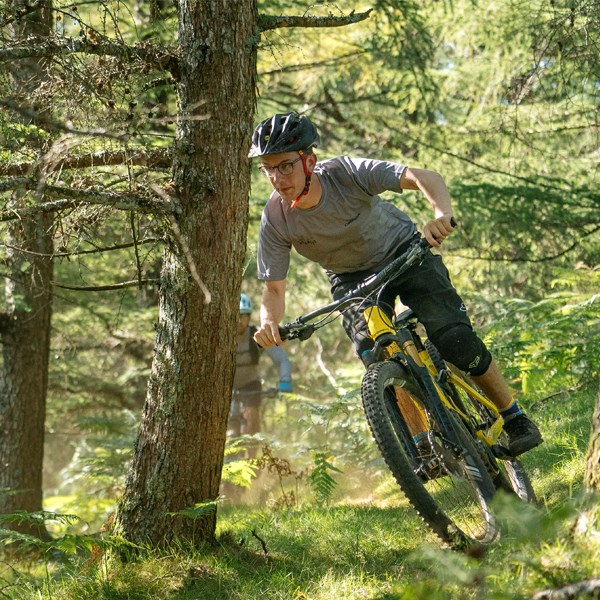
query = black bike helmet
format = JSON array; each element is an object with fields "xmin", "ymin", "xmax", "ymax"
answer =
[{"xmin": 248, "ymin": 112, "xmax": 319, "ymax": 158}]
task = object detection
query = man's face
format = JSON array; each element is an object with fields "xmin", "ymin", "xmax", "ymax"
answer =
[
  {"xmin": 260, "ymin": 151, "xmax": 316, "ymax": 203},
  {"xmin": 237, "ymin": 314, "xmax": 250, "ymax": 335}
]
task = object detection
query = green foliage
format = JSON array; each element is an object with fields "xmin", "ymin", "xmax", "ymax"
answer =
[
  {"xmin": 222, "ymin": 439, "xmax": 260, "ymax": 488},
  {"xmin": 308, "ymin": 452, "xmax": 342, "ymax": 507},
  {"xmin": 0, "ymin": 510, "xmax": 80, "ymax": 530},
  {"xmin": 57, "ymin": 412, "xmax": 138, "ymax": 489},
  {"xmin": 0, "ymin": 510, "xmax": 144, "ymax": 599},
  {"xmin": 257, "ymin": 387, "xmax": 384, "ymax": 504},
  {"xmin": 0, "ymin": 510, "xmax": 141, "ymax": 558},
  {"xmin": 168, "ymin": 500, "xmax": 220, "ymax": 521},
  {"xmin": 221, "ymin": 458, "xmax": 258, "ymax": 489},
  {"xmin": 43, "ymin": 412, "xmax": 138, "ymax": 532},
  {"xmin": 0, "ymin": 526, "xmax": 137, "ymax": 557},
  {"xmin": 483, "ymin": 269, "xmax": 599, "ymax": 397}
]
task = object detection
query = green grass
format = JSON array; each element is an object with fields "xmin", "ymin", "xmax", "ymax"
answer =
[{"xmin": 1, "ymin": 386, "xmax": 598, "ymax": 599}]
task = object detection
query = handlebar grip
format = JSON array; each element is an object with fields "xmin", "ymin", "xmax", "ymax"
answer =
[
  {"xmin": 427, "ymin": 216, "xmax": 458, "ymax": 247},
  {"xmin": 255, "ymin": 325, "xmax": 289, "ymax": 349}
]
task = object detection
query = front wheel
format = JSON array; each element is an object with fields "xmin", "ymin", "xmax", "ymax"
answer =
[{"xmin": 361, "ymin": 360, "xmax": 499, "ymax": 548}]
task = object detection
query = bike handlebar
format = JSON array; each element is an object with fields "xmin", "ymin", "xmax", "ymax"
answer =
[{"xmin": 279, "ymin": 236, "xmax": 434, "ymax": 342}]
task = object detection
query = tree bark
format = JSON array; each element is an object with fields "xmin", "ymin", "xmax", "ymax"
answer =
[
  {"xmin": 584, "ymin": 383, "xmax": 600, "ymax": 491},
  {"xmin": 0, "ymin": 217, "xmax": 53, "ymax": 539},
  {"xmin": 0, "ymin": 0, "xmax": 54, "ymax": 539},
  {"xmin": 114, "ymin": 0, "xmax": 258, "ymax": 546}
]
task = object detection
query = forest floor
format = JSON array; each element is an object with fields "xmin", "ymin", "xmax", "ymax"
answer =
[{"xmin": 1, "ymin": 386, "xmax": 598, "ymax": 599}]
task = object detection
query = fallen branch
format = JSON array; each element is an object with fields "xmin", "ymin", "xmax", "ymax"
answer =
[
  {"xmin": 528, "ymin": 383, "xmax": 587, "ymax": 409},
  {"xmin": 251, "ymin": 529, "xmax": 268, "ymax": 555},
  {"xmin": 533, "ymin": 579, "xmax": 600, "ymax": 599}
]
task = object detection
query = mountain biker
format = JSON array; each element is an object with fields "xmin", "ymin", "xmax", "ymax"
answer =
[
  {"xmin": 249, "ymin": 111, "xmax": 543, "ymax": 457},
  {"xmin": 230, "ymin": 293, "xmax": 293, "ymax": 438}
]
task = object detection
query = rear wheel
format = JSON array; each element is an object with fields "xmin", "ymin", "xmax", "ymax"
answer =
[
  {"xmin": 361, "ymin": 360, "xmax": 499, "ymax": 548},
  {"xmin": 424, "ymin": 341, "xmax": 537, "ymax": 504},
  {"xmin": 450, "ymin": 373, "xmax": 536, "ymax": 503}
]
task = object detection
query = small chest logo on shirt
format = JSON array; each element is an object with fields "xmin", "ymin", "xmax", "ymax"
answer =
[
  {"xmin": 345, "ymin": 212, "xmax": 361, "ymax": 226},
  {"xmin": 297, "ymin": 237, "xmax": 317, "ymax": 246}
]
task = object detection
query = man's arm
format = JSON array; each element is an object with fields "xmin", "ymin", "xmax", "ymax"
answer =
[
  {"xmin": 253, "ymin": 279, "xmax": 286, "ymax": 348},
  {"xmin": 400, "ymin": 167, "xmax": 455, "ymax": 247}
]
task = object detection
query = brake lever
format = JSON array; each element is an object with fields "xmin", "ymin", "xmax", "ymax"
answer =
[{"xmin": 281, "ymin": 323, "xmax": 315, "ymax": 342}]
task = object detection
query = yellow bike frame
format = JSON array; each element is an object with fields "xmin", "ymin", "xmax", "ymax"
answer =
[
  {"xmin": 364, "ymin": 305, "xmax": 504, "ymax": 449},
  {"xmin": 364, "ymin": 306, "xmax": 429, "ymax": 436},
  {"xmin": 420, "ymin": 349, "xmax": 504, "ymax": 448}
]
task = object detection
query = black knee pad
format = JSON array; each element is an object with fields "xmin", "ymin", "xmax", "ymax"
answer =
[{"xmin": 429, "ymin": 324, "xmax": 491, "ymax": 376}]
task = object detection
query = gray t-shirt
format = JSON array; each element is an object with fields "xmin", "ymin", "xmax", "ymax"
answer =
[{"xmin": 257, "ymin": 156, "xmax": 417, "ymax": 280}]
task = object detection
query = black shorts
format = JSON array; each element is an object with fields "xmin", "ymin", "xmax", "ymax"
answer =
[{"xmin": 328, "ymin": 244, "xmax": 472, "ymax": 357}]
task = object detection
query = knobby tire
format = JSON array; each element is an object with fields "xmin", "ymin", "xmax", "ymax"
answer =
[
  {"xmin": 361, "ymin": 360, "xmax": 499, "ymax": 548},
  {"xmin": 447, "ymin": 369, "xmax": 537, "ymax": 503},
  {"xmin": 423, "ymin": 340, "xmax": 537, "ymax": 504}
]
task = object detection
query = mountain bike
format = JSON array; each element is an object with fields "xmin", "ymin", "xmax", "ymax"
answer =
[{"xmin": 279, "ymin": 237, "xmax": 536, "ymax": 548}]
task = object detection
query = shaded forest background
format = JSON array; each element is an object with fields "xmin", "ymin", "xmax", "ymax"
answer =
[{"xmin": 0, "ymin": 0, "xmax": 598, "ymax": 546}]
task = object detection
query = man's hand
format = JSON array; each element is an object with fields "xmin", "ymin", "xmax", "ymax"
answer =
[
  {"xmin": 423, "ymin": 215, "xmax": 455, "ymax": 247},
  {"xmin": 253, "ymin": 321, "xmax": 283, "ymax": 348}
]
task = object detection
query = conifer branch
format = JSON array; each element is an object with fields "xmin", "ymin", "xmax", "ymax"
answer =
[
  {"xmin": 0, "ymin": 0, "xmax": 48, "ymax": 27},
  {"xmin": 0, "ymin": 35, "xmax": 180, "ymax": 77},
  {"xmin": 258, "ymin": 9, "xmax": 373, "ymax": 32},
  {"xmin": 0, "ymin": 180, "xmax": 174, "ymax": 220},
  {"xmin": 52, "ymin": 278, "xmax": 160, "ymax": 291},
  {"xmin": 1, "ymin": 238, "xmax": 162, "ymax": 258},
  {"xmin": 0, "ymin": 98, "xmax": 129, "ymax": 139},
  {"xmin": 0, "ymin": 149, "xmax": 172, "ymax": 177}
]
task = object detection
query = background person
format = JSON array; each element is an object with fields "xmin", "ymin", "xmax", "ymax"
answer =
[
  {"xmin": 249, "ymin": 111, "xmax": 542, "ymax": 458},
  {"xmin": 229, "ymin": 293, "xmax": 293, "ymax": 438}
]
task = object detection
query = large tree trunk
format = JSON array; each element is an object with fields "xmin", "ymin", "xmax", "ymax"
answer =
[
  {"xmin": 584, "ymin": 384, "xmax": 600, "ymax": 491},
  {"xmin": 0, "ymin": 218, "xmax": 53, "ymax": 539},
  {"xmin": 0, "ymin": 1, "xmax": 53, "ymax": 540},
  {"xmin": 115, "ymin": 0, "xmax": 258, "ymax": 546}
]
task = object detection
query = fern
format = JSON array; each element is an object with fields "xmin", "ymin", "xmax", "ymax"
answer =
[
  {"xmin": 222, "ymin": 459, "xmax": 258, "ymax": 488},
  {"xmin": 485, "ymin": 285, "xmax": 600, "ymax": 397},
  {"xmin": 0, "ymin": 510, "xmax": 81, "ymax": 528},
  {"xmin": 0, "ymin": 514, "xmax": 142, "ymax": 557},
  {"xmin": 308, "ymin": 452, "xmax": 342, "ymax": 507},
  {"xmin": 168, "ymin": 499, "xmax": 221, "ymax": 520}
]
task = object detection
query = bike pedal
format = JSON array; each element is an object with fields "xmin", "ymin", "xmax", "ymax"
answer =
[{"xmin": 491, "ymin": 444, "xmax": 513, "ymax": 459}]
